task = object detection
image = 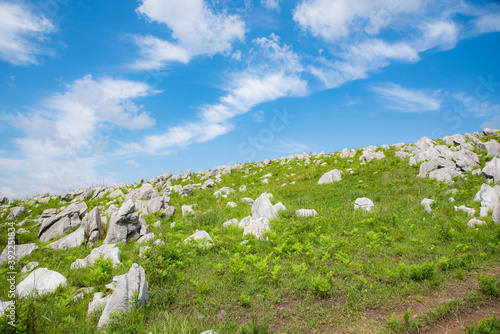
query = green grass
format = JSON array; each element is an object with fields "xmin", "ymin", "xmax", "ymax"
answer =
[{"xmin": 1, "ymin": 134, "xmax": 500, "ymax": 333}]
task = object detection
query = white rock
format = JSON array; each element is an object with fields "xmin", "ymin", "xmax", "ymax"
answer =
[
  {"xmin": 88, "ymin": 292, "xmax": 111, "ymax": 315},
  {"xmin": 296, "ymin": 209, "xmax": 317, "ymax": 217},
  {"xmin": 70, "ymin": 243, "xmax": 121, "ymax": 269},
  {"xmin": 354, "ymin": 198, "xmax": 374, "ymax": 212},
  {"xmin": 318, "ymin": 169, "xmax": 342, "ymax": 184},
  {"xmin": 454, "ymin": 205, "xmax": 476, "ymax": 216},
  {"xmin": 184, "ymin": 230, "xmax": 214, "ymax": 248},
  {"xmin": 182, "ymin": 204, "xmax": 195, "ymax": 217},
  {"xmin": 243, "ymin": 218, "xmax": 271, "ymax": 240},
  {"xmin": 483, "ymin": 157, "xmax": 500, "ymax": 182},
  {"xmin": 97, "ymin": 263, "xmax": 149, "ymax": 327},
  {"xmin": 251, "ymin": 194, "xmax": 277, "ymax": 220},
  {"xmin": 16, "ymin": 268, "xmax": 67, "ymax": 297},
  {"xmin": 21, "ymin": 261, "xmax": 39, "ymax": 273},
  {"xmin": 0, "ymin": 243, "xmax": 38, "ymax": 266},
  {"xmin": 137, "ymin": 233, "xmax": 155, "ymax": 244},
  {"xmin": 227, "ymin": 202, "xmax": 237, "ymax": 208},
  {"xmin": 467, "ymin": 218, "xmax": 486, "ymax": 228}
]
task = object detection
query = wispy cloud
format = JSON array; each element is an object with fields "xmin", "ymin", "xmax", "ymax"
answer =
[
  {"xmin": 0, "ymin": 2, "xmax": 55, "ymax": 66},
  {"xmin": 261, "ymin": 0, "xmax": 281, "ymax": 12},
  {"xmin": 132, "ymin": 0, "xmax": 245, "ymax": 70},
  {"xmin": 371, "ymin": 83, "xmax": 442, "ymax": 112},
  {"xmin": 1, "ymin": 75, "xmax": 159, "ymax": 198}
]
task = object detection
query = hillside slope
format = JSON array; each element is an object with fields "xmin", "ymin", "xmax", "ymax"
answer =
[{"xmin": 1, "ymin": 129, "xmax": 500, "ymax": 333}]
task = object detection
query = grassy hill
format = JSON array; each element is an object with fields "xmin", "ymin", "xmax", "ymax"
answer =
[{"xmin": 1, "ymin": 130, "xmax": 500, "ymax": 333}]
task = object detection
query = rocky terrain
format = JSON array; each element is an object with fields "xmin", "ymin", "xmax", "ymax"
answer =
[{"xmin": 1, "ymin": 128, "xmax": 500, "ymax": 333}]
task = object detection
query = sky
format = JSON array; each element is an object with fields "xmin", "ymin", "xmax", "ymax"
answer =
[{"xmin": 0, "ymin": 0, "xmax": 500, "ymax": 199}]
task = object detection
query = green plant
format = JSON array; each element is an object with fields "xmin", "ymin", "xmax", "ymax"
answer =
[
  {"xmin": 410, "ymin": 261, "xmax": 435, "ymax": 281},
  {"xmin": 477, "ymin": 274, "xmax": 500, "ymax": 297},
  {"xmin": 312, "ymin": 274, "xmax": 331, "ymax": 298},
  {"xmin": 465, "ymin": 314, "xmax": 500, "ymax": 333}
]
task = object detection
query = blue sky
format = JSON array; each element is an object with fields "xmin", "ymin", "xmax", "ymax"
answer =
[{"xmin": 1, "ymin": 0, "xmax": 500, "ymax": 198}]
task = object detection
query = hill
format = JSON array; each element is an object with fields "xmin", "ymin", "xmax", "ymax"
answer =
[{"xmin": 1, "ymin": 128, "xmax": 500, "ymax": 333}]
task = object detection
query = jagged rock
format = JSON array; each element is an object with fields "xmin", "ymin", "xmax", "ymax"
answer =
[
  {"xmin": 139, "ymin": 223, "xmax": 150, "ymax": 236},
  {"xmin": 0, "ymin": 243, "xmax": 38, "ymax": 266},
  {"xmin": 443, "ymin": 134, "xmax": 466, "ymax": 146},
  {"xmin": 354, "ymin": 198, "xmax": 374, "ymax": 212},
  {"xmin": 223, "ymin": 218, "xmax": 238, "ymax": 228},
  {"xmin": 454, "ymin": 205, "xmax": 476, "ymax": 216},
  {"xmin": 239, "ymin": 185, "xmax": 246, "ymax": 192},
  {"xmin": 40, "ymin": 208, "xmax": 58, "ymax": 219},
  {"xmin": 137, "ymin": 233, "xmax": 155, "ymax": 244},
  {"xmin": 416, "ymin": 136, "xmax": 437, "ymax": 150},
  {"xmin": 142, "ymin": 195, "xmax": 169, "ymax": 215},
  {"xmin": 296, "ymin": 209, "xmax": 317, "ymax": 217},
  {"xmin": 97, "ymin": 263, "xmax": 149, "ymax": 327},
  {"xmin": 483, "ymin": 157, "xmax": 500, "ymax": 182},
  {"xmin": 415, "ymin": 147, "xmax": 440, "ymax": 162},
  {"xmin": 162, "ymin": 206, "xmax": 176, "ymax": 218},
  {"xmin": 428, "ymin": 167, "xmax": 460, "ymax": 183},
  {"xmin": 214, "ymin": 187, "xmax": 235, "ymax": 197},
  {"xmin": 16, "ymin": 268, "xmax": 67, "ymax": 297},
  {"xmin": 48, "ymin": 225, "xmax": 85, "ymax": 250},
  {"xmin": 252, "ymin": 194, "xmax": 277, "ymax": 220},
  {"xmin": 182, "ymin": 204, "xmax": 195, "ymax": 217},
  {"xmin": 104, "ymin": 200, "xmax": 140, "ymax": 244},
  {"xmin": 359, "ymin": 151, "xmax": 385, "ymax": 162},
  {"xmin": 242, "ymin": 198, "xmax": 254, "ymax": 205},
  {"xmin": 21, "ymin": 261, "xmax": 38, "ymax": 273},
  {"xmin": 71, "ymin": 243, "xmax": 121, "ymax": 269},
  {"xmin": 7, "ymin": 206, "xmax": 26, "ymax": 220},
  {"xmin": 201, "ymin": 179, "xmax": 215, "ymax": 190},
  {"xmin": 409, "ymin": 156, "xmax": 416, "ymax": 166},
  {"xmin": 395, "ymin": 151, "xmax": 410, "ymax": 159},
  {"xmin": 243, "ymin": 218, "xmax": 271, "ymax": 240},
  {"xmin": 184, "ymin": 230, "xmax": 214, "ymax": 247},
  {"xmin": 180, "ymin": 184, "xmax": 194, "ymax": 197},
  {"xmin": 274, "ymin": 202, "xmax": 287, "ymax": 213},
  {"xmin": 108, "ymin": 189, "xmax": 124, "ymax": 199},
  {"xmin": 451, "ymin": 150, "xmax": 480, "ymax": 171},
  {"xmin": 340, "ymin": 148, "xmax": 356, "ymax": 158},
  {"xmin": 483, "ymin": 128, "xmax": 499, "ymax": 136},
  {"xmin": 125, "ymin": 183, "xmax": 159, "ymax": 200},
  {"xmin": 417, "ymin": 156, "xmax": 456, "ymax": 178},
  {"xmin": 420, "ymin": 198, "xmax": 434, "ymax": 213},
  {"xmin": 38, "ymin": 202, "xmax": 88, "ymax": 242},
  {"xmin": 468, "ymin": 218, "xmax": 486, "ymax": 228},
  {"xmin": 485, "ymin": 140, "xmax": 500, "ymax": 157},
  {"xmin": 227, "ymin": 202, "xmax": 237, "ymax": 208},
  {"xmin": 474, "ymin": 184, "xmax": 500, "ymax": 220},
  {"xmin": 88, "ymin": 292, "xmax": 111, "ymax": 315},
  {"xmin": 318, "ymin": 169, "xmax": 342, "ymax": 184},
  {"xmin": 0, "ymin": 197, "xmax": 8, "ymax": 204}
]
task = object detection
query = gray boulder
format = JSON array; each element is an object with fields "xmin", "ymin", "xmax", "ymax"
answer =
[
  {"xmin": 243, "ymin": 218, "xmax": 271, "ymax": 240},
  {"xmin": 417, "ymin": 156, "xmax": 455, "ymax": 178},
  {"xmin": 108, "ymin": 189, "xmax": 124, "ymax": 199},
  {"xmin": 7, "ymin": 206, "xmax": 26, "ymax": 220},
  {"xmin": 428, "ymin": 167, "xmax": 460, "ymax": 183},
  {"xmin": 16, "ymin": 268, "xmax": 66, "ymax": 297},
  {"xmin": 142, "ymin": 195, "xmax": 169, "ymax": 215},
  {"xmin": 474, "ymin": 184, "xmax": 500, "ymax": 220},
  {"xmin": 454, "ymin": 205, "xmax": 476, "ymax": 216},
  {"xmin": 137, "ymin": 233, "xmax": 155, "ymax": 244},
  {"xmin": 180, "ymin": 184, "xmax": 194, "ymax": 197},
  {"xmin": 451, "ymin": 150, "xmax": 480, "ymax": 172},
  {"xmin": 88, "ymin": 292, "xmax": 111, "ymax": 315},
  {"xmin": 201, "ymin": 179, "xmax": 215, "ymax": 190},
  {"xmin": 70, "ymin": 243, "xmax": 121, "ymax": 269},
  {"xmin": 252, "ymin": 194, "xmax": 277, "ymax": 220},
  {"xmin": 420, "ymin": 198, "xmax": 434, "ymax": 213},
  {"xmin": 162, "ymin": 206, "xmax": 176, "ymax": 218},
  {"xmin": 241, "ymin": 197, "xmax": 254, "ymax": 205},
  {"xmin": 184, "ymin": 230, "xmax": 214, "ymax": 247},
  {"xmin": 40, "ymin": 208, "xmax": 58, "ymax": 219},
  {"xmin": 104, "ymin": 200, "xmax": 140, "ymax": 244},
  {"xmin": 359, "ymin": 151, "xmax": 385, "ymax": 162},
  {"xmin": 0, "ymin": 197, "xmax": 8, "ymax": 204},
  {"xmin": 296, "ymin": 209, "xmax": 317, "ymax": 217},
  {"xmin": 318, "ymin": 169, "xmax": 342, "ymax": 184},
  {"xmin": 125, "ymin": 183, "xmax": 159, "ymax": 200},
  {"xmin": 443, "ymin": 134, "xmax": 466, "ymax": 146},
  {"xmin": 486, "ymin": 140, "xmax": 500, "ymax": 157},
  {"xmin": 468, "ymin": 218, "xmax": 486, "ymax": 228},
  {"xmin": 414, "ymin": 147, "xmax": 440, "ymax": 162},
  {"xmin": 38, "ymin": 202, "xmax": 88, "ymax": 242},
  {"xmin": 97, "ymin": 263, "xmax": 149, "ymax": 327},
  {"xmin": 483, "ymin": 157, "xmax": 500, "ymax": 182},
  {"xmin": 182, "ymin": 204, "xmax": 195, "ymax": 217},
  {"xmin": 483, "ymin": 128, "xmax": 500, "ymax": 136},
  {"xmin": 49, "ymin": 207, "xmax": 103, "ymax": 249},
  {"xmin": 354, "ymin": 198, "xmax": 374, "ymax": 212},
  {"xmin": 0, "ymin": 243, "xmax": 38, "ymax": 266}
]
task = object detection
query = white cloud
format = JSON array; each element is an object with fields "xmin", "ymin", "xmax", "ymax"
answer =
[
  {"xmin": 418, "ymin": 21, "xmax": 458, "ymax": 51},
  {"xmin": 2, "ymin": 75, "xmax": 159, "ymax": 198},
  {"xmin": 371, "ymin": 83, "xmax": 442, "ymax": 112},
  {"xmin": 261, "ymin": 0, "xmax": 280, "ymax": 12},
  {"xmin": 133, "ymin": 0, "xmax": 245, "ymax": 69},
  {"xmin": 126, "ymin": 159, "xmax": 139, "ymax": 167},
  {"xmin": 453, "ymin": 92, "xmax": 500, "ymax": 117},
  {"xmin": 0, "ymin": 2, "xmax": 55, "ymax": 66},
  {"xmin": 293, "ymin": 0, "xmax": 430, "ymax": 41},
  {"xmin": 129, "ymin": 35, "xmax": 190, "ymax": 70},
  {"xmin": 134, "ymin": 34, "xmax": 307, "ymax": 154}
]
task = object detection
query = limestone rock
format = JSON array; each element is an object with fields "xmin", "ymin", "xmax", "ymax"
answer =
[
  {"xmin": 296, "ymin": 209, "xmax": 317, "ymax": 217},
  {"xmin": 483, "ymin": 157, "xmax": 500, "ymax": 182},
  {"xmin": 38, "ymin": 202, "xmax": 88, "ymax": 242},
  {"xmin": 7, "ymin": 206, "xmax": 26, "ymax": 220},
  {"xmin": 88, "ymin": 292, "xmax": 111, "ymax": 315},
  {"xmin": 125, "ymin": 183, "xmax": 159, "ymax": 200},
  {"xmin": 16, "ymin": 268, "xmax": 67, "ymax": 297},
  {"xmin": 0, "ymin": 243, "xmax": 38, "ymax": 266},
  {"xmin": 454, "ymin": 205, "xmax": 476, "ymax": 216},
  {"xmin": 468, "ymin": 218, "xmax": 486, "ymax": 228},
  {"xmin": 184, "ymin": 230, "xmax": 214, "ymax": 247},
  {"xmin": 182, "ymin": 205, "xmax": 195, "ymax": 217},
  {"xmin": 252, "ymin": 194, "xmax": 277, "ymax": 220},
  {"xmin": 70, "ymin": 243, "xmax": 121, "ymax": 269},
  {"xmin": 103, "ymin": 200, "xmax": 140, "ymax": 244},
  {"xmin": 180, "ymin": 184, "xmax": 194, "ymax": 197},
  {"xmin": 354, "ymin": 198, "xmax": 374, "ymax": 212},
  {"xmin": 97, "ymin": 263, "xmax": 149, "ymax": 327},
  {"xmin": 485, "ymin": 139, "xmax": 500, "ymax": 157},
  {"xmin": 243, "ymin": 218, "xmax": 271, "ymax": 240},
  {"xmin": 318, "ymin": 169, "xmax": 342, "ymax": 184}
]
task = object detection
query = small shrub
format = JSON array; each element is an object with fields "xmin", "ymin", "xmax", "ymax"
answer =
[
  {"xmin": 410, "ymin": 261, "xmax": 435, "ymax": 281},
  {"xmin": 312, "ymin": 274, "xmax": 331, "ymax": 298},
  {"xmin": 477, "ymin": 274, "xmax": 500, "ymax": 297},
  {"xmin": 465, "ymin": 314, "xmax": 500, "ymax": 333}
]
